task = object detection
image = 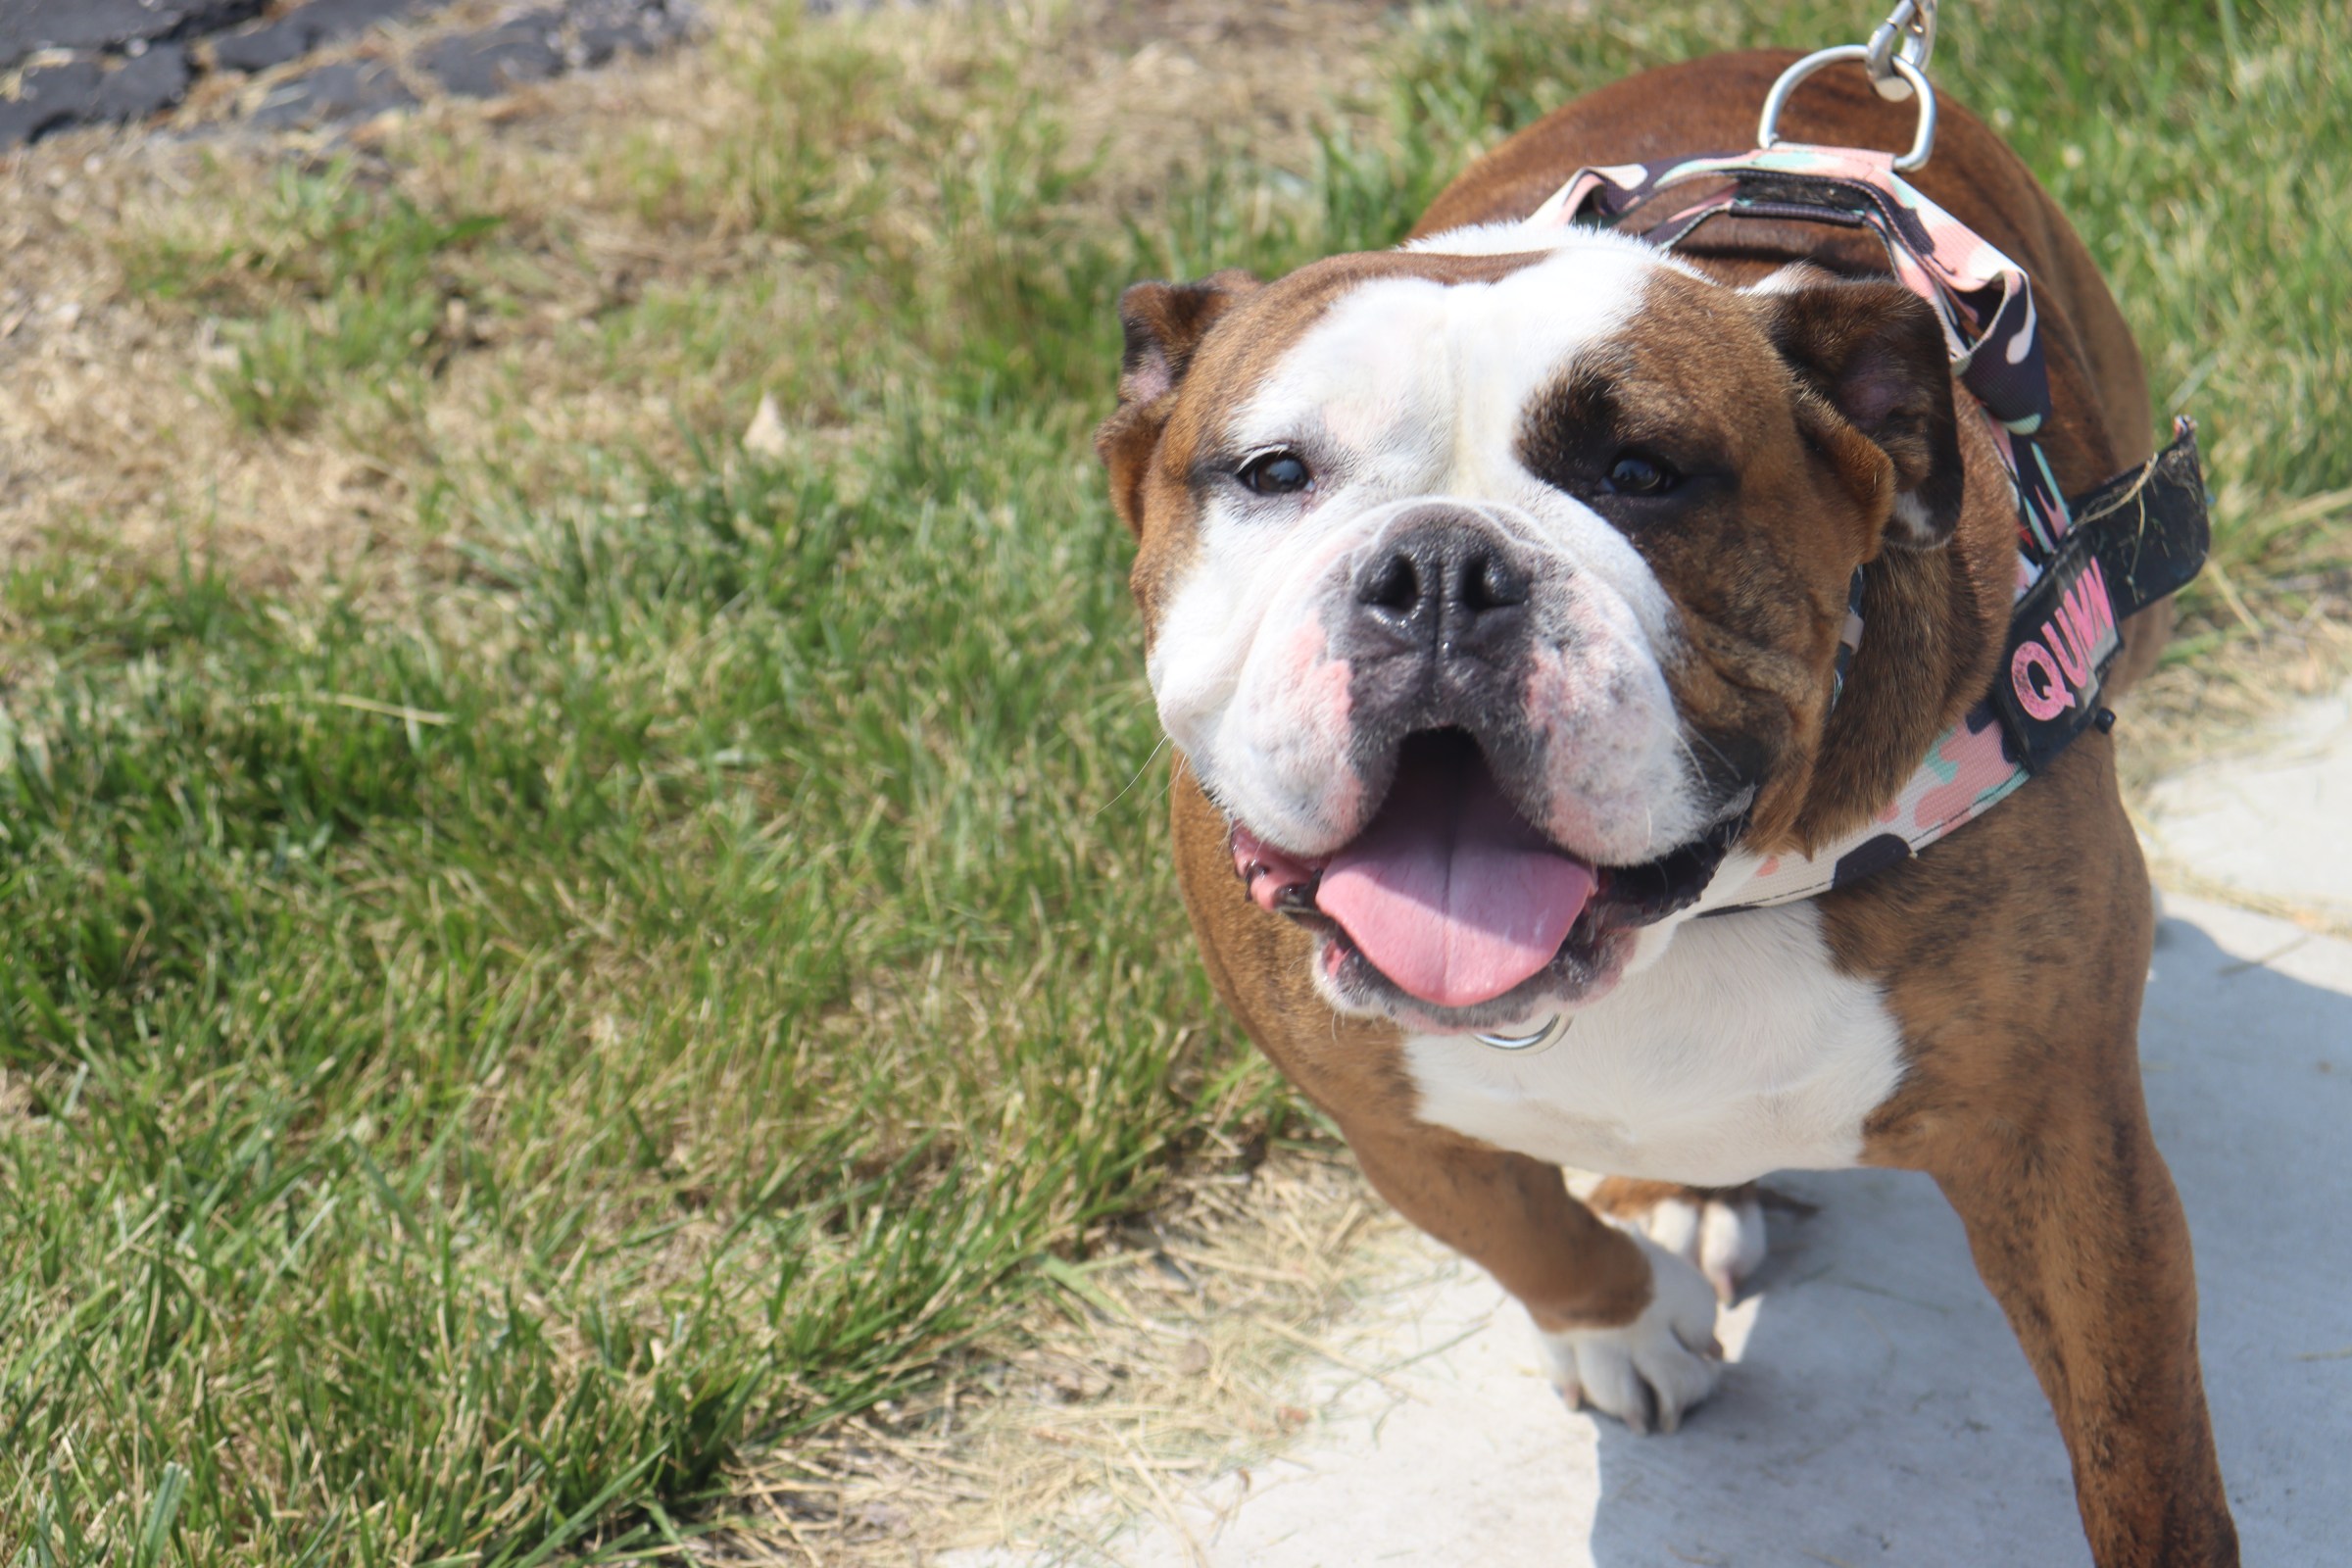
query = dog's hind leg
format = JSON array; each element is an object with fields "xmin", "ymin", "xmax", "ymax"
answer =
[{"xmin": 1587, "ymin": 1177, "xmax": 1768, "ymax": 1303}]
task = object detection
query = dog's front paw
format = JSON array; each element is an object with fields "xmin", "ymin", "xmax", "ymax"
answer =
[
  {"xmin": 1589, "ymin": 1177, "xmax": 1767, "ymax": 1303},
  {"xmin": 1535, "ymin": 1235, "xmax": 1722, "ymax": 1434}
]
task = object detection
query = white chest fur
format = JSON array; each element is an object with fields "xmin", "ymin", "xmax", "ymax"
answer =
[{"xmin": 1402, "ymin": 902, "xmax": 1904, "ymax": 1187}]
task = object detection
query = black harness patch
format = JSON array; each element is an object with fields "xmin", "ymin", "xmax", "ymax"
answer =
[{"xmin": 1995, "ymin": 419, "xmax": 2210, "ymax": 772}]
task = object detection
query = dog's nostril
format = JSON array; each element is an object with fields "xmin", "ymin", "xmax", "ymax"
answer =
[
  {"xmin": 1360, "ymin": 553, "xmax": 1423, "ymax": 613},
  {"xmin": 1459, "ymin": 552, "xmax": 1528, "ymax": 613}
]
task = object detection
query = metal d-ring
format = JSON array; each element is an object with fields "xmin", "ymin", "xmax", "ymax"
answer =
[
  {"xmin": 1757, "ymin": 45, "xmax": 1937, "ymax": 172},
  {"xmin": 1473, "ymin": 1014, "xmax": 1570, "ymax": 1053}
]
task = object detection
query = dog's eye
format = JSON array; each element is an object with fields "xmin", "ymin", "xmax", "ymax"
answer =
[
  {"xmin": 1604, "ymin": 452, "xmax": 1679, "ymax": 496},
  {"xmin": 1238, "ymin": 451, "xmax": 1312, "ymax": 496}
]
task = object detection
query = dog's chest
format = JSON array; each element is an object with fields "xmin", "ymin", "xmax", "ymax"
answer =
[{"xmin": 1402, "ymin": 902, "xmax": 1903, "ymax": 1187}]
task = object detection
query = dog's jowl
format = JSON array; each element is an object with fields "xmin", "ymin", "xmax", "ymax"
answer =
[{"xmin": 1098, "ymin": 49, "xmax": 2234, "ymax": 1567}]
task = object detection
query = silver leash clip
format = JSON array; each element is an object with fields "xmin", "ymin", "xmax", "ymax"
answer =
[{"xmin": 1863, "ymin": 0, "xmax": 1937, "ymax": 102}]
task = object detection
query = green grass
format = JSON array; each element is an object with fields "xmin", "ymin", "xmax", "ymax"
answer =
[
  {"xmin": 125, "ymin": 162, "xmax": 502, "ymax": 433},
  {"xmin": 5, "ymin": 0, "xmax": 2347, "ymax": 1560}
]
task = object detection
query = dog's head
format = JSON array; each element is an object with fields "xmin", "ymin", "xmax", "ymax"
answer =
[{"xmin": 1099, "ymin": 227, "xmax": 1967, "ymax": 1034}]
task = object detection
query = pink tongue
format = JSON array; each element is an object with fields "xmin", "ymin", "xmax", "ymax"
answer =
[{"xmin": 1317, "ymin": 743, "xmax": 1595, "ymax": 1010}]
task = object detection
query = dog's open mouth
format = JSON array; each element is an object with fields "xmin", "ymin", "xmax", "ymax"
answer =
[{"xmin": 1230, "ymin": 729, "xmax": 1740, "ymax": 1027}]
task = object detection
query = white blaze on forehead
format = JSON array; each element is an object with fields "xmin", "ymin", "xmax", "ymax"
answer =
[{"xmin": 1227, "ymin": 231, "xmax": 1665, "ymax": 493}]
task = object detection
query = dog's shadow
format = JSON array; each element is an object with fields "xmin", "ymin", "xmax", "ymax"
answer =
[{"xmin": 1586, "ymin": 910, "xmax": 2352, "ymax": 1567}]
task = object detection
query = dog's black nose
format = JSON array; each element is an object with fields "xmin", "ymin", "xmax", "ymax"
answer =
[{"xmin": 1351, "ymin": 518, "xmax": 1531, "ymax": 662}]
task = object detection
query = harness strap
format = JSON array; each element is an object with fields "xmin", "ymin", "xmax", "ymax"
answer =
[
  {"xmin": 1690, "ymin": 420, "xmax": 2207, "ymax": 914},
  {"xmin": 1518, "ymin": 144, "xmax": 2210, "ymax": 912}
]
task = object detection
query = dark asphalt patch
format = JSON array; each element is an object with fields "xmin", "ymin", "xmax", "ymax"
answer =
[
  {"xmin": 1, "ymin": 0, "xmax": 690, "ymax": 148},
  {"xmin": 89, "ymin": 45, "xmax": 199, "ymax": 124},
  {"xmin": 0, "ymin": 1, "xmax": 263, "ymax": 73},
  {"xmin": 249, "ymin": 59, "xmax": 420, "ymax": 129},
  {"xmin": 212, "ymin": 0, "xmax": 451, "ymax": 74},
  {"xmin": 0, "ymin": 58, "xmax": 104, "ymax": 147},
  {"xmin": 419, "ymin": 21, "xmax": 564, "ymax": 98}
]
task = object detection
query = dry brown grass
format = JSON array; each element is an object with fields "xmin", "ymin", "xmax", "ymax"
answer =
[
  {"xmin": 696, "ymin": 1142, "xmax": 1415, "ymax": 1566},
  {"xmin": 0, "ymin": 0, "xmax": 1401, "ymax": 605},
  {"xmin": 2117, "ymin": 612, "xmax": 2352, "ymax": 792}
]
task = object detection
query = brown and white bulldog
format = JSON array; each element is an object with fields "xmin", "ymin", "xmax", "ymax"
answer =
[{"xmin": 1096, "ymin": 50, "xmax": 2235, "ymax": 1568}]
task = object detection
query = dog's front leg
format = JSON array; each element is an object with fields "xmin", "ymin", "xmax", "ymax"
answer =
[
  {"xmin": 1925, "ymin": 1088, "xmax": 2238, "ymax": 1566},
  {"xmin": 1342, "ymin": 1120, "xmax": 1723, "ymax": 1433}
]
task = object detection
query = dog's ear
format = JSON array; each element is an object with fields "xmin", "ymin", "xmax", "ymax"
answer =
[
  {"xmin": 1096, "ymin": 270, "xmax": 1259, "ymax": 536},
  {"xmin": 1760, "ymin": 276, "xmax": 1964, "ymax": 549}
]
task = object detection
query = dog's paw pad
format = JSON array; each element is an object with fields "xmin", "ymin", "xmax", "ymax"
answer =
[{"xmin": 1537, "ymin": 1236, "xmax": 1723, "ymax": 1435}]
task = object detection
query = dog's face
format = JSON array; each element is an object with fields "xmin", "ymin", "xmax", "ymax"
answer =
[{"xmin": 1100, "ymin": 227, "xmax": 1962, "ymax": 1034}]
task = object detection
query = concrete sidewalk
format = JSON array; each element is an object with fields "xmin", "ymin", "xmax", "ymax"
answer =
[{"xmin": 991, "ymin": 693, "xmax": 2352, "ymax": 1566}]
